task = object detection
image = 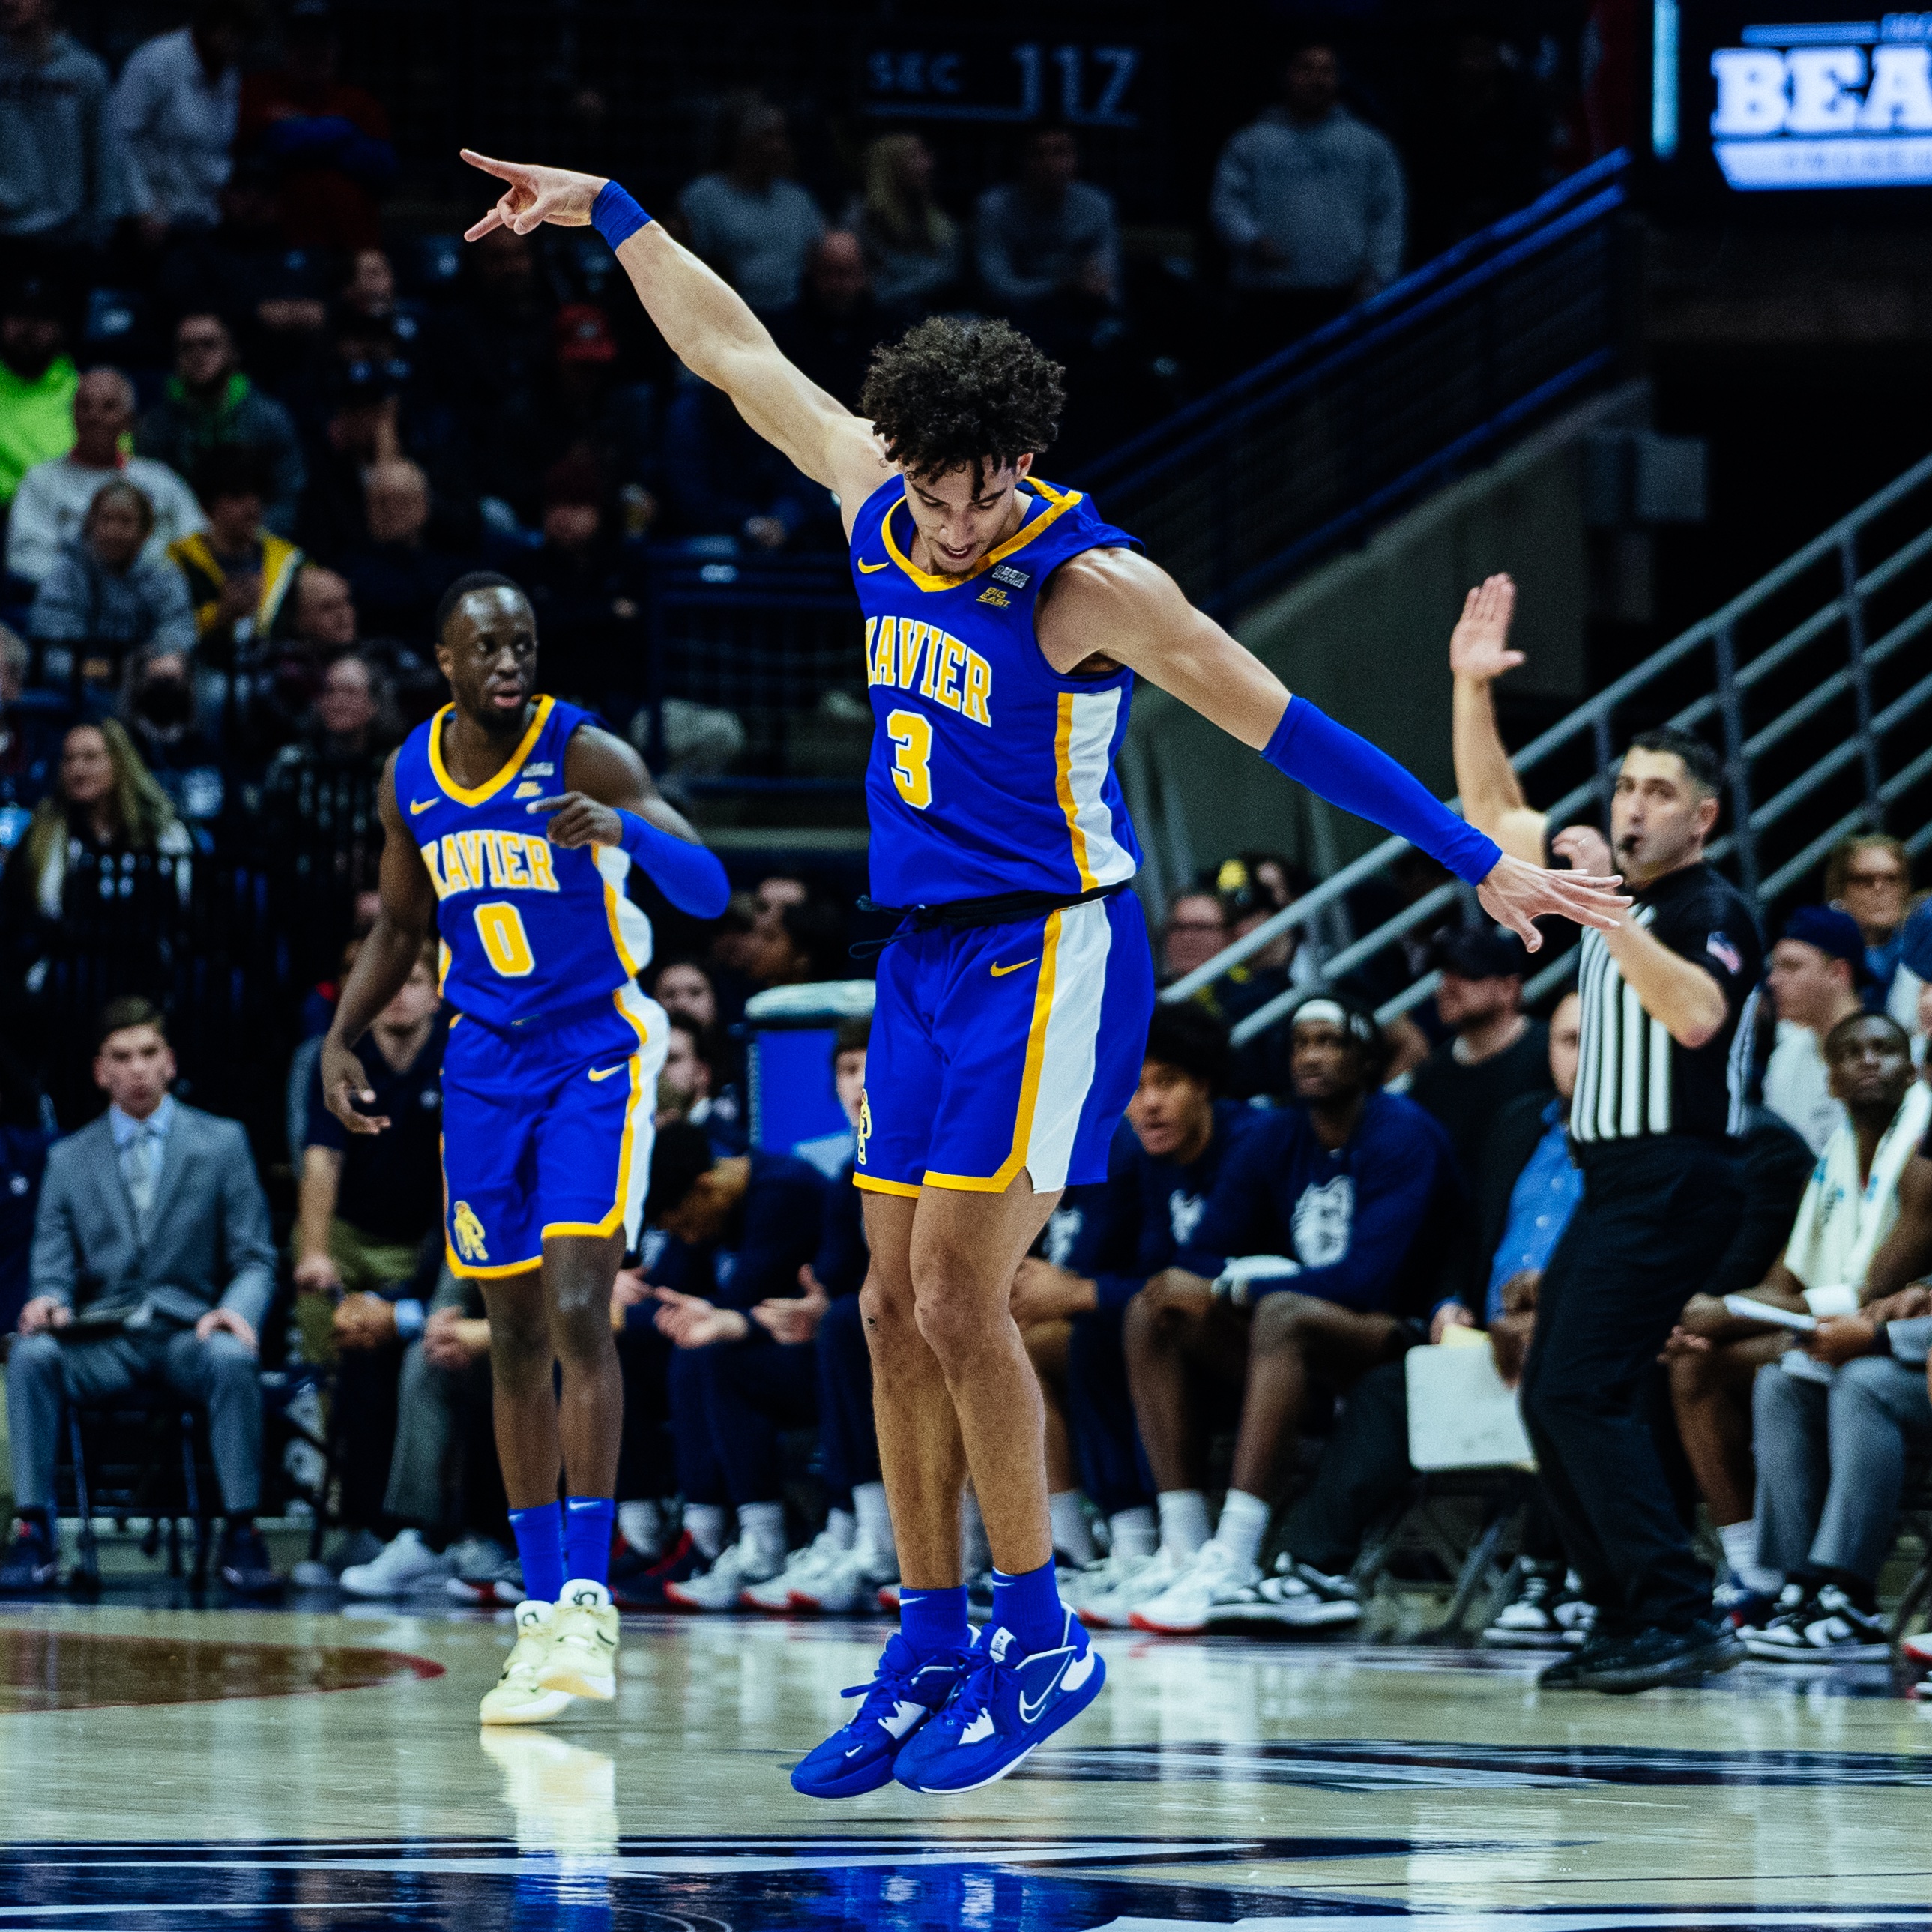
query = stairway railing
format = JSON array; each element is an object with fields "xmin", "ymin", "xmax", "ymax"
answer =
[{"xmin": 1163, "ymin": 448, "xmax": 1932, "ymax": 1045}]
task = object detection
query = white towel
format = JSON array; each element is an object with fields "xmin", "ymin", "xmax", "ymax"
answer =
[{"xmin": 1783, "ymin": 1079, "xmax": 1931, "ymax": 1294}]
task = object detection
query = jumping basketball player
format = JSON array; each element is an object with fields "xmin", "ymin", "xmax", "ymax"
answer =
[
  {"xmin": 320, "ymin": 573, "xmax": 728, "ymax": 1724},
  {"xmin": 459, "ymin": 151, "xmax": 1628, "ymax": 1791}
]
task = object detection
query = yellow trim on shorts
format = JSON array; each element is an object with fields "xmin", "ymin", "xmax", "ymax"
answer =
[
  {"xmin": 920, "ymin": 908, "xmax": 1063, "ymax": 1193},
  {"xmin": 444, "ymin": 1243, "xmax": 541, "ymax": 1280},
  {"xmin": 853, "ymin": 1173, "xmax": 922, "ymax": 1198}
]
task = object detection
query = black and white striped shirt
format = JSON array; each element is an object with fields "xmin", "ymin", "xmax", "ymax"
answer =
[{"xmin": 1571, "ymin": 862, "xmax": 1761, "ymax": 1150}]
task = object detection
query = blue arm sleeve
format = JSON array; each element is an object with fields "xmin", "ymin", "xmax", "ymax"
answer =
[
  {"xmin": 1263, "ymin": 696, "xmax": 1502, "ymax": 887},
  {"xmin": 615, "ymin": 810, "xmax": 731, "ymax": 919}
]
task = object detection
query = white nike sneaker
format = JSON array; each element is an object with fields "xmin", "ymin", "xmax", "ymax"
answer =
[
  {"xmin": 480, "ymin": 1600, "xmax": 573, "ymax": 1726},
  {"xmin": 1216, "ymin": 1555, "xmax": 1362, "ymax": 1629},
  {"xmin": 536, "ymin": 1579, "xmax": 620, "ymax": 1700},
  {"xmin": 665, "ymin": 1539, "xmax": 779, "ymax": 1611},
  {"xmin": 340, "ymin": 1527, "xmax": 453, "ymax": 1599},
  {"xmin": 1063, "ymin": 1548, "xmax": 1159, "ymax": 1623},
  {"xmin": 790, "ymin": 1542, "xmax": 899, "ymax": 1613},
  {"xmin": 741, "ymin": 1530, "xmax": 844, "ymax": 1612},
  {"xmin": 1078, "ymin": 1546, "xmax": 1182, "ymax": 1629},
  {"xmin": 1129, "ymin": 1541, "xmax": 1262, "ymax": 1634}
]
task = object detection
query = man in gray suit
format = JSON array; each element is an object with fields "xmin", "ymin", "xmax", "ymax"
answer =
[{"xmin": 1, "ymin": 997, "xmax": 280, "ymax": 1596}]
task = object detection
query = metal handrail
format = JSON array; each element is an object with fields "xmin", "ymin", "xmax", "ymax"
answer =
[{"xmin": 1168, "ymin": 447, "xmax": 1932, "ymax": 1041}]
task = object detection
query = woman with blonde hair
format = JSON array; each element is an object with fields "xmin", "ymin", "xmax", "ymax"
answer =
[{"xmin": 844, "ymin": 133, "xmax": 962, "ymax": 317}]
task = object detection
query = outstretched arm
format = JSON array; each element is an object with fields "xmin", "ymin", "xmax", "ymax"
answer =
[
  {"xmin": 461, "ymin": 151, "xmax": 890, "ymax": 522},
  {"xmin": 1449, "ymin": 574, "xmax": 1549, "ymax": 866},
  {"xmin": 320, "ymin": 756, "xmax": 438, "ymax": 1134},
  {"xmin": 1039, "ymin": 549, "xmax": 1628, "ymax": 947}
]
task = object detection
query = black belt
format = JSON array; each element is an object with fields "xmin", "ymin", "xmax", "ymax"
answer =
[{"xmin": 851, "ymin": 881, "xmax": 1127, "ymax": 959}]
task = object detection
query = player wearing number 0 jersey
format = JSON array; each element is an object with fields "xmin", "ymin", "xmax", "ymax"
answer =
[{"xmin": 458, "ymin": 148, "xmax": 1631, "ymax": 1799}]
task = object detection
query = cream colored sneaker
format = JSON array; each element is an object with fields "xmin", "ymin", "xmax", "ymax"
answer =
[
  {"xmin": 479, "ymin": 1600, "xmax": 573, "ymax": 1727},
  {"xmin": 537, "ymin": 1578, "xmax": 619, "ymax": 1700}
]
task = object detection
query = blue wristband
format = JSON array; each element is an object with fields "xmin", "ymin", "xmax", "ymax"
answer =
[
  {"xmin": 615, "ymin": 809, "xmax": 731, "ymax": 919},
  {"xmin": 591, "ymin": 180, "xmax": 651, "ymax": 251},
  {"xmin": 1262, "ymin": 696, "xmax": 1503, "ymax": 887}
]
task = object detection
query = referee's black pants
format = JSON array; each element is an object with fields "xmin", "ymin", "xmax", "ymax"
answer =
[{"xmin": 1518, "ymin": 1138, "xmax": 1742, "ymax": 1633}]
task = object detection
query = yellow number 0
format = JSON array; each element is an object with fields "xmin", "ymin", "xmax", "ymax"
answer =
[
  {"xmin": 474, "ymin": 901, "xmax": 535, "ymax": 977},
  {"xmin": 886, "ymin": 707, "xmax": 933, "ymax": 810}
]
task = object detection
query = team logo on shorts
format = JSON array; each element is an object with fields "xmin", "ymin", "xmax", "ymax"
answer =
[
  {"xmin": 451, "ymin": 1201, "xmax": 489, "ymax": 1263},
  {"xmin": 856, "ymin": 1090, "xmax": 872, "ymax": 1168}
]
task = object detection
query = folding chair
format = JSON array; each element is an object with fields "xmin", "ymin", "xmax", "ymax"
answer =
[
  {"xmin": 1352, "ymin": 1469, "xmax": 1533, "ymax": 1638},
  {"xmin": 58, "ymin": 1398, "xmax": 216, "ymax": 1592}
]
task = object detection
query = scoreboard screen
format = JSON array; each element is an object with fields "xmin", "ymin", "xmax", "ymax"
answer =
[{"xmin": 1647, "ymin": 3, "xmax": 1932, "ymax": 201}]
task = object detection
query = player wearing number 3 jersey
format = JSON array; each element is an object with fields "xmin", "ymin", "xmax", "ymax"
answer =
[
  {"xmin": 459, "ymin": 147, "xmax": 1631, "ymax": 1795},
  {"xmin": 319, "ymin": 570, "xmax": 729, "ymax": 1724}
]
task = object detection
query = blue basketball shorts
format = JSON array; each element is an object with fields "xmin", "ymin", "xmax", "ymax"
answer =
[
  {"xmin": 441, "ymin": 982, "xmax": 669, "ymax": 1278},
  {"xmin": 854, "ymin": 890, "xmax": 1154, "ymax": 1199}
]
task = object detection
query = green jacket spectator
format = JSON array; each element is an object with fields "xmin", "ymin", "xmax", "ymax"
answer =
[{"xmin": 0, "ymin": 284, "xmax": 76, "ymax": 505}]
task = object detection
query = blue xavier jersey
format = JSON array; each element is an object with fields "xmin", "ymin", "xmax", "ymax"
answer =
[
  {"xmin": 851, "ymin": 472, "xmax": 1146, "ymax": 905},
  {"xmin": 394, "ymin": 694, "xmax": 653, "ymax": 1028}
]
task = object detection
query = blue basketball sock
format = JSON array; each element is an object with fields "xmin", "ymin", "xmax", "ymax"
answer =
[
  {"xmin": 898, "ymin": 1584, "xmax": 970, "ymax": 1661},
  {"xmin": 564, "ymin": 1497, "xmax": 616, "ymax": 1587},
  {"xmin": 508, "ymin": 1501, "xmax": 565, "ymax": 1603},
  {"xmin": 990, "ymin": 1560, "xmax": 1067, "ymax": 1655}
]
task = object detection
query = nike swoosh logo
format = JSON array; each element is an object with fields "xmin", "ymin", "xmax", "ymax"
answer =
[
  {"xmin": 588, "ymin": 1064, "xmax": 626, "ymax": 1082},
  {"xmin": 408, "ymin": 798, "xmax": 437, "ymax": 815},
  {"xmin": 1017, "ymin": 1649, "xmax": 1075, "ymax": 1726},
  {"xmin": 857, "ymin": 558, "xmax": 889, "ymax": 573},
  {"xmin": 990, "ymin": 957, "xmax": 1039, "ymax": 978}
]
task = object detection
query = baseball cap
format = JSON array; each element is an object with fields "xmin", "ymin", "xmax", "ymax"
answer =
[
  {"xmin": 555, "ymin": 303, "xmax": 617, "ymax": 366},
  {"xmin": 1782, "ymin": 903, "xmax": 1873, "ymax": 985},
  {"xmin": 1429, "ymin": 923, "xmax": 1528, "ymax": 981}
]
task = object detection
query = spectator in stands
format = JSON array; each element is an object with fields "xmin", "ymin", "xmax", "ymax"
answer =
[
  {"xmin": 236, "ymin": 0, "xmax": 393, "ymax": 251},
  {"xmin": 746, "ymin": 895, "xmax": 844, "ymax": 992},
  {"xmin": 441, "ymin": 226, "xmax": 555, "ymax": 457},
  {"xmin": 1406, "ymin": 924, "xmax": 1551, "ymax": 1182},
  {"xmin": 28, "ymin": 480, "xmax": 198, "ymax": 692},
  {"xmin": 1012, "ymin": 1006, "xmax": 1258, "ymax": 1626},
  {"xmin": 660, "ymin": 368, "xmax": 836, "ymax": 551},
  {"xmin": 0, "ymin": 1039, "xmax": 51, "ymax": 1334},
  {"xmin": 171, "ymin": 447, "xmax": 304, "ymax": 663},
  {"xmin": 0, "ymin": 623, "xmax": 58, "ymax": 815},
  {"xmin": 1160, "ymin": 889, "xmax": 1229, "ymax": 982},
  {"xmin": 139, "ymin": 313, "xmax": 306, "ymax": 536},
  {"xmin": 1211, "ymin": 40, "xmax": 1406, "ymax": 366},
  {"xmin": 631, "ymin": 1123, "xmax": 827, "ymax": 1606},
  {"xmin": 110, "ymin": 0, "xmax": 253, "ymax": 244},
  {"xmin": 514, "ymin": 453, "xmax": 646, "ymax": 694},
  {"xmin": 0, "ymin": 277, "xmax": 75, "ymax": 506},
  {"xmin": 297, "ymin": 355, "xmax": 410, "ymax": 567},
  {"xmin": 121, "ymin": 647, "xmax": 222, "ymax": 827},
  {"xmin": 7, "ymin": 369, "xmax": 205, "ymax": 585},
  {"xmin": 293, "ymin": 941, "xmax": 447, "ymax": 1568},
  {"xmin": 1, "ymin": 997, "xmax": 280, "ymax": 1596},
  {"xmin": 1123, "ymin": 994, "xmax": 1461, "ymax": 1633},
  {"xmin": 974, "ymin": 125, "xmax": 1120, "ymax": 324},
  {"xmin": 656, "ymin": 1014, "xmax": 747, "ymax": 1156},
  {"xmin": 341, "ymin": 457, "xmax": 465, "ymax": 644},
  {"xmin": 1670, "ymin": 1016, "xmax": 1927, "ymax": 1625},
  {"xmin": 679, "ymin": 100, "xmax": 824, "ymax": 315},
  {"xmin": 1404, "ymin": 25, "xmax": 1554, "ymax": 262},
  {"xmin": 0, "ymin": 0, "xmax": 121, "ymax": 253},
  {"xmin": 650, "ymin": 956, "xmax": 721, "ymax": 1033},
  {"xmin": 1763, "ymin": 905, "xmax": 1869, "ymax": 1156},
  {"xmin": 1825, "ymin": 833, "xmax": 1913, "ymax": 1009},
  {"xmin": 846, "ymin": 133, "xmax": 962, "ymax": 322},
  {"xmin": 1, "ymin": 718, "xmax": 188, "ymax": 941},
  {"xmin": 770, "ymin": 232, "xmax": 886, "ymax": 414}
]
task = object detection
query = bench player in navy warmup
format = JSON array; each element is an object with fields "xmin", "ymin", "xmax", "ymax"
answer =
[
  {"xmin": 459, "ymin": 149, "xmax": 1628, "ymax": 1794},
  {"xmin": 320, "ymin": 573, "xmax": 728, "ymax": 1725}
]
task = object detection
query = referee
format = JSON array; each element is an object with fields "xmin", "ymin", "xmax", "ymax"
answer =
[{"xmin": 1449, "ymin": 576, "xmax": 1761, "ymax": 1692}]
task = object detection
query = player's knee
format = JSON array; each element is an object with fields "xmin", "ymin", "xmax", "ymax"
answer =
[
  {"xmin": 1249, "ymin": 1292, "xmax": 1320, "ymax": 1354},
  {"xmin": 858, "ymin": 1270, "xmax": 915, "ymax": 1344},
  {"xmin": 910, "ymin": 1282, "xmax": 988, "ymax": 1369},
  {"xmin": 200, "ymin": 1333, "xmax": 255, "ymax": 1384},
  {"xmin": 10, "ymin": 1331, "xmax": 60, "ymax": 1382}
]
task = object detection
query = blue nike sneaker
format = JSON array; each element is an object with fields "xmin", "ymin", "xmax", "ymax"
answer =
[
  {"xmin": 893, "ymin": 1610, "xmax": 1104, "ymax": 1794},
  {"xmin": 789, "ymin": 1633, "xmax": 966, "ymax": 1799}
]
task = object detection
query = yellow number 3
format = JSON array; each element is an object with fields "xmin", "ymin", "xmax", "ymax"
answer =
[
  {"xmin": 886, "ymin": 707, "xmax": 933, "ymax": 810},
  {"xmin": 474, "ymin": 901, "xmax": 535, "ymax": 976}
]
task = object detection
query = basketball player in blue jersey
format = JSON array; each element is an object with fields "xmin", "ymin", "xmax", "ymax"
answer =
[
  {"xmin": 319, "ymin": 571, "xmax": 729, "ymax": 1726},
  {"xmin": 460, "ymin": 151, "xmax": 1630, "ymax": 1793}
]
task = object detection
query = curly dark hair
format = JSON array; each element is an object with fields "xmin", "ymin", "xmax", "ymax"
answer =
[{"xmin": 860, "ymin": 316, "xmax": 1065, "ymax": 492}]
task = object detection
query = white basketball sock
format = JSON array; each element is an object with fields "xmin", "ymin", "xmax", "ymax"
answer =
[
  {"xmin": 824, "ymin": 1506, "xmax": 857, "ymax": 1552},
  {"xmin": 1157, "ymin": 1490, "xmax": 1211, "ymax": 1560},
  {"xmin": 961, "ymin": 1488, "xmax": 992, "ymax": 1578},
  {"xmin": 1109, "ymin": 1506, "xmax": 1158, "ymax": 1559},
  {"xmin": 737, "ymin": 1500, "xmax": 787, "ymax": 1569},
  {"xmin": 683, "ymin": 1503, "xmax": 726, "ymax": 1560},
  {"xmin": 1718, "ymin": 1518, "xmax": 1781, "ymax": 1594},
  {"xmin": 617, "ymin": 1500, "xmax": 661, "ymax": 1558},
  {"xmin": 852, "ymin": 1482, "xmax": 897, "ymax": 1569},
  {"xmin": 1214, "ymin": 1489, "xmax": 1271, "ymax": 1572},
  {"xmin": 1049, "ymin": 1491, "xmax": 1097, "ymax": 1566}
]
